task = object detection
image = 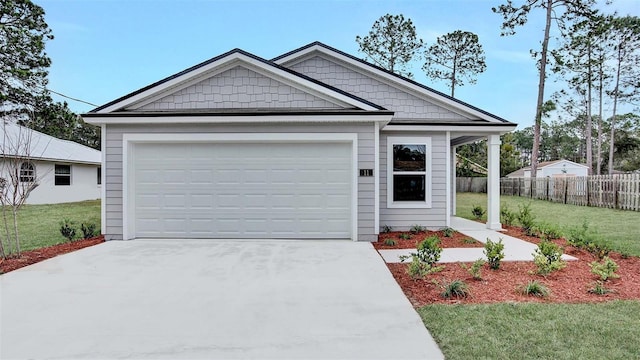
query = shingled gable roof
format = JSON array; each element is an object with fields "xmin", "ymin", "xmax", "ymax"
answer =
[
  {"xmin": 272, "ymin": 41, "xmax": 515, "ymax": 125},
  {"xmin": 88, "ymin": 48, "xmax": 387, "ymax": 115}
]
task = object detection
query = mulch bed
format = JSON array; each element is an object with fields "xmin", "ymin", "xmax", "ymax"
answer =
[
  {"xmin": 0, "ymin": 236, "xmax": 105, "ymax": 274},
  {"xmin": 383, "ymin": 227, "xmax": 640, "ymax": 307},
  {"xmin": 374, "ymin": 230, "xmax": 483, "ymax": 249}
]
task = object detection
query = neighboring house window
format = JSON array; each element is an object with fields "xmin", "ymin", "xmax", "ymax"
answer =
[
  {"xmin": 97, "ymin": 167, "xmax": 101, "ymax": 185},
  {"xmin": 55, "ymin": 164, "xmax": 71, "ymax": 186},
  {"xmin": 387, "ymin": 137, "xmax": 432, "ymax": 208},
  {"xmin": 19, "ymin": 162, "xmax": 36, "ymax": 182}
]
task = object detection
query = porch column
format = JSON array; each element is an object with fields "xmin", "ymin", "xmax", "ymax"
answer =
[{"xmin": 486, "ymin": 134, "xmax": 502, "ymax": 230}]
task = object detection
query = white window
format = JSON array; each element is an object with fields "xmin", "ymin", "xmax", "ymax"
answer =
[
  {"xmin": 55, "ymin": 164, "xmax": 71, "ymax": 186},
  {"xmin": 19, "ymin": 162, "xmax": 36, "ymax": 183},
  {"xmin": 387, "ymin": 136, "xmax": 432, "ymax": 208}
]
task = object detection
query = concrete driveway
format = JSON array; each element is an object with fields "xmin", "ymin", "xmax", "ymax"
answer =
[{"xmin": 0, "ymin": 240, "xmax": 443, "ymax": 359}]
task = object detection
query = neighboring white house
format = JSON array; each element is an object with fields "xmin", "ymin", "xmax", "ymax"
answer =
[
  {"xmin": 506, "ymin": 159, "xmax": 589, "ymax": 178},
  {"xmin": 0, "ymin": 121, "xmax": 101, "ymax": 204},
  {"xmin": 84, "ymin": 42, "xmax": 516, "ymax": 241}
]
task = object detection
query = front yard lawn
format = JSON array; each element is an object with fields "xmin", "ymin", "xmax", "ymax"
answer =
[
  {"xmin": 419, "ymin": 301, "xmax": 640, "ymax": 360},
  {"xmin": 7, "ymin": 200, "xmax": 100, "ymax": 252},
  {"xmin": 457, "ymin": 193, "xmax": 640, "ymax": 257}
]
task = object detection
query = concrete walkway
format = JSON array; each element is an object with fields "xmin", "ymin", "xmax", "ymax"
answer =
[{"xmin": 379, "ymin": 217, "xmax": 577, "ymax": 264}]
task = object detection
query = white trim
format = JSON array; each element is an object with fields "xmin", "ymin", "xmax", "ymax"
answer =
[
  {"xmin": 382, "ymin": 124, "xmax": 516, "ymax": 133},
  {"xmin": 84, "ymin": 114, "xmax": 393, "ymax": 126},
  {"xmin": 100, "ymin": 125, "xmax": 106, "ymax": 236},
  {"xmin": 452, "ymin": 145, "xmax": 457, "ymax": 216},
  {"xmin": 374, "ymin": 122, "xmax": 380, "ymax": 234},
  {"xmin": 486, "ymin": 134, "xmax": 502, "ymax": 230},
  {"xmin": 386, "ymin": 136, "xmax": 432, "ymax": 209},
  {"xmin": 96, "ymin": 52, "xmax": 379, "ymax": 113},
  {"xmin": 445, "ymin": 131, "xmax": 451, "ymax": 227},
  {"xmin": 122, "ymin": 133, "xmax": 359, "ymax": 241},
  {"xmin": 274, "ymin": 44, "xmax": 509, "ymax": 123}
]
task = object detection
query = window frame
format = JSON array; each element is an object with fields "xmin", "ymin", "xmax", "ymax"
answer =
[
  {"xmin": 54, "ymin": 164, "xmax": 72, "ymax": 186},
  {"xmin": 19, "ymin": 162, "xmax": 36, "ymax": 183},
  {"xmin": 97, "ymin": 167, "xmax": 102, "ymax": 185},
  {"xmin": 386, "ymin": 136, "xmax": 432, "ymax": 209}
]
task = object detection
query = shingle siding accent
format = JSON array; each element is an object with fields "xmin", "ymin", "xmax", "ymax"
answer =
[
  {"xmin": 131, "ymin": 66, "xmax": 343, "ymax": 111},
  {"xmin": 288, "ymin": 56, "xmax": 470, "ymax": 121},
  {"xmin": 103, "ymin": 123, "xmax": 376, "ymax": 242},
  {"xmin": 380, "ymin": 132, "xmax": 448, "ymax": 230}
]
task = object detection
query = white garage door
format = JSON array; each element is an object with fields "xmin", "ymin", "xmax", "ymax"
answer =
[{"xmin": 131, "ymin": 142, "xmax": 352, "ymax": 239}]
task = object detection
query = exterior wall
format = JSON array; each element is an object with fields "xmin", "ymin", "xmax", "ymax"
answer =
[
  {"xmin": 104, "ymin": 122, "xmax": 376, "ymax": 242},
  {"xmin": 380, "ymin": 131, "xmax": 447, "ymax": 230},
  {"xmin": 539, "ymin": 162, "xmax": 588, "ymax": 177},
  {"xmin": 0, "ymin": 159, "xmax": 100, "ymax": 205},
  {"xmin": 131, "ymin": 66, "xmax": 342, "ymax": 111},
  {"xmin": 287, "ymin": 56, "xmax": 470, "ymax": 121}
]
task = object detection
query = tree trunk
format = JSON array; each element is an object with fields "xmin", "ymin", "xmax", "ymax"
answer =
[
  {"xmin": 451, "ymin": 54, "xmax": 457, "ymax": 97},
  {"xmin": 609, "ymin": 46, "xmax": 622, "ymax": 174},
  {"xmin": 531, "ymin": 0, "xmax": 554, "ymax": 179},
  {"xmin": 596, "ymin": 57, "xmax": 604, "ymax": 175},
  {"xmin": 586, "ymin": 42, "xmax": 593, "ymax": 175},
  {"xmin": 12, "ymin": 207, "xmax": 20, "ymax": 257}
]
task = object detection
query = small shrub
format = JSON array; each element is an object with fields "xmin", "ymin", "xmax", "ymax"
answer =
[
  {"xmin": 586, "ymin": 241, "xmax": 611, "ymax": 260},
  {"xmin": 567, "ymin": 220, "xmax": 598, "ymax": 248},
  {"xmin": 383, "ymin": 238, "xmax": 397, "ymax": 246},
  {"xmin": 410, "ymin": 224, "xmax": 425, "ymax": 234},
  {"xmin": 440, "ymin": 279, "xmax": 470, "ymax": 299},
  {"xmin": 532, "ymin": 240, "xmax": 567, "ymax": 276},
  {"xmin": 416, "ymin": 235, "xmax": 442, "ymax": 266},
  {"xmin": 534, "ymin": 222, "xmax": 563, "ymax": 240},
  {"xmin": 381, "ymin": 225, "xmax": 393, "ymax": 233},
  {"xmin": 471, "ymin": 205, "xmax": 485, "ymax": 220},
  {"xmin": 484, "ymin": 238, "xmax": 505, "ymax": 270},
  {"xmin": 517, "ymin": 203, "xmax": 536, "ymax": 235},
  {"xmin": 441, "ymin": 227, "xmax": 455, "ymax": 238},
  {"xmin": 500, "ymin": 204, "xmax": 516, "ymax": 226},
  {"xmin": 398, "ymin": 232, "xmax": 411, "ymax": 240},
  {"xmin": 519, "ymin": 280, "xmax": 549, "ymax": 297},
  {"xmin": 460, "ymin": 258, "xmax": 486, "ymax": 280},
  {"xmin": 406, "ymin": 256, "xmax": 444, "ymax": 279},
  {"xmin": 59, "ymin": 219, "xmax": 77, "ymax": 242},
  {"xmin": 462, "ymin": 237, "xmax": 477, "ymax": 244},
  {"xmin": 588, "ymin": 281, "xmax": 611, "ymax": 295},
  {"xmin": 81, "ymin": 222, "xmax": 97, "ymax": 239},
  {"xmin": 590, "ymin": 256, "xmax": 620, "ymax": 281}
]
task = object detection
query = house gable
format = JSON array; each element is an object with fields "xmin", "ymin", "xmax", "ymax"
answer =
[{"xmin": 274, "ymin": 42, "xmax": 514, "ymax": 125}]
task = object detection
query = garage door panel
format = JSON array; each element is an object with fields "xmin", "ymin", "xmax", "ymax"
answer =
[{"xmin": 133, "ymin": 142, "xmax": 352, "ymax": 239}]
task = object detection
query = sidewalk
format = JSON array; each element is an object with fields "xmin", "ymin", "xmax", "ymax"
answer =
[{"xmin": 378, "ymin": 217, "xmax": 577, "ymax": 263}]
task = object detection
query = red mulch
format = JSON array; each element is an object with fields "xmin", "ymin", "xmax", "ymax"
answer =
[
  {"xmin": 0, "ymin": 236, "xmax": 105, "ymax": 274},
  {"xmin": 374, "ymin": 230, "xmax": 483, "ymax": 249},
  {"xmin": 383, "ymin": 227, "xmax": 640, "ymax": 307}
]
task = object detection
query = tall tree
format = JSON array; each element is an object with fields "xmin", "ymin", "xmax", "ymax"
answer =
[
  {"xmin": 493, "ymin": 0, "xmax": 596, "ymax": 180},
  {"xmin": 356, "ymin": 14, "xmax": 423, "ymax": 77},
  {"xmin": 422, "ymin": 30, "xmax": 487, "ymax": 97},
  {"xmin": 605, "ymin": 16, "xmax": 640, "ymax": 174},
  {"xmin": 0, "ymin": 0, "xmax": 53, "ymax": 121}
]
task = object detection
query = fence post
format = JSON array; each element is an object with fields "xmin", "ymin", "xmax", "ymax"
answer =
[
  {"xmin": 564, "ymin": 178, "xmax": 569, "ymax": 204},
  {"xmin": 586, "ymin": 176, "xmax": 590, "ymax": 206},
  {"xmin": 614, "ymin": 176, "xmax": 619, "ymax": 209}
]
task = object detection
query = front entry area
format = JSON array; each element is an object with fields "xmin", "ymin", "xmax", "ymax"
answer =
[{"xmin": 127, "ymin": 139, "xmax": 354, "ymax": 239}]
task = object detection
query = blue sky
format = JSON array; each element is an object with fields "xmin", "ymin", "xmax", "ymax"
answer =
[{"xmin": 39, "ymin": 0, "xmax": 638, "ymax": 128}]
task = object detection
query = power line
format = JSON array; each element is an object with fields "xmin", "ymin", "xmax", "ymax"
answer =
[{"xmin": 46, "ymin": 88, "xmax": 98, "ymax": 107}]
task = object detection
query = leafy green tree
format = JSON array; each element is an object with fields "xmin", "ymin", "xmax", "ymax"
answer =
[
  {"xmin": 18, "ymin": 101, "xmax": 101, "ymax": 150},
  {"xmin": 422, "ymin": 30, "xmax": 486, "ymax": 97},
  {"xmin": 493, "ymin": 0, "xmax": 596, "ymax": 179},
  {"xmin": 356, "ymin": 14, "xmax": 423, "ymax": 77},
  {"xmin": 0, "ymin": 0, "xmax": 53, "ymax": 121}
]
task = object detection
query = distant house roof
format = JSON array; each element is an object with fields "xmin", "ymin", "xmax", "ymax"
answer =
[
  {"xmin": 0, "ymin": 122, "xmax": 101, "ymax": 165},
  {"xmin": 506, "ymin": 159, "xmax": 588, "ymax": 178}
]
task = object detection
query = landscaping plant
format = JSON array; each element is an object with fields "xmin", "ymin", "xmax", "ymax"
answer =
[
  {"xmin": 500, "ymin": 204, "xmax": 516, "ymax": 226},
  {"xmin": 460, "ymin": 258, "xmax": 486, "ymax": 280},
  {"xmin": 383, "ymin": 237, "xmax": 397, "ymax": 246},
  {"xmin": 398, "ymin": 232, "xmax": 411, "ymax": 240},
  {"xmin": 484, "ymin": 238, "xmax": 505, "ymax": 270},
  {"xmin": 519, "ymin": 280, "xmax": 550, "ymax": 298},
  {"xmin": 532, "ymin": 240, "xmax": 566, "ymax": 276},
  {"xmin": 517, "ymin": 203, "xmax": 536, "ymax": 235},
  {"xmin": 534, "ymin": 222, "xmax": 563, "ymax": 240},
  {"xmin": 416, "ymin": 235, "xmax": 443, "ymax": 266},
  {"xmin": 81, "ymin": 222, "xmax": 97, "ymax": 239},
  {"xmin": 59, "ymin": 219, "xmax": 77, "ymax": 242},
  {"xmin": 440, "ymin": 279, "xmax": 470, "ymax": 299},
  {"xmin": 381, "ymin": 225, "xmax": 393, "ymax": 233},
  {"xmin": 590, "ymin": 256, "xmax": 620, "ymax": 282},
  {"xmin": 471, "ymin": 204, "xmax": 485, "ymax": 220},
  {"xmin": 410, "ymin": 224, "xmax": 425, "ymax": 234},
  {"xmin": 441, "ymin": 227, "xmax": 455, "ymax": 237}
]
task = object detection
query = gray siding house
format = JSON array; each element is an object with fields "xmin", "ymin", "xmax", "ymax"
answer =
[{"xmin": 83, "ymin": 42, "xmax": 516, "ymax": 242}]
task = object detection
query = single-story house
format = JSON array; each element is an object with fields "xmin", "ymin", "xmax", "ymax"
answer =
[
  {"xmin": 0, "ymin": 121, "xmax": 101, "ymax": 204},
  {"xmin": 506, "ymin": 159, "xmax": 589, "ymax": 178},
  {"xmin": 83, "ymin": 42, "xmax": 516, "ymax": 241}
]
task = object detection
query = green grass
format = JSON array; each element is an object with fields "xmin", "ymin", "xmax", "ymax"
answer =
[
  {"xmin": 457, "ymin": 193, "xmax": 640, "ymax": 256},
  {"xmin": 1, "ymin": 200, "xmax": 100, "ymax": 252},
  {"xmin": 418, "ymin": 301, "xmax": 640, "ymax": 360}
]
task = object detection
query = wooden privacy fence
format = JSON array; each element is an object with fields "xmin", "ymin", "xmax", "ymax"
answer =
[{"xmin": 458, "ymin": 175, "xmax": 640, "ymax": 211}]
